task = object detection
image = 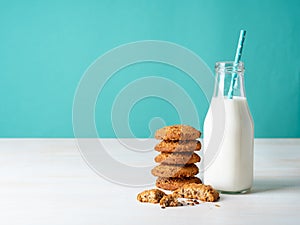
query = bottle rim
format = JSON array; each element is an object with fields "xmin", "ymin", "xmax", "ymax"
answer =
[{"xmin": 215, "ymin": 61, "xmax": 244, "ymax": 74}]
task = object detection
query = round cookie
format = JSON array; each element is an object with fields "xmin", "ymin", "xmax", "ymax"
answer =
[
  {"xmin": 151, "ymin": 164, "xmax": 199, "ymax": 178},
  {"xmin": 154, "ymin": 152, "xmax": 201, "ymax": 165},
  {"xmin": 156, "ymin": 177, "xmax": 202, "ymax": 191},
  {"xmin": 155, "ymin": 140, "xmax": 201, "ymax": 153},
  {"xmin": 155, "ymin": 125, "xmax": 201, "ymax": 141}
]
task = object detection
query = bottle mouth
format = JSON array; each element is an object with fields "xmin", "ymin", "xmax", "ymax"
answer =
[{"xmin": 215, "ymin": 61, "xmax": 244, "ymax": 74}]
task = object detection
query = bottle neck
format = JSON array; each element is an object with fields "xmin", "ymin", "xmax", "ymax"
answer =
[{"xmin": 213, "ymin": 61, "xmax": 246, "ymax": 99}]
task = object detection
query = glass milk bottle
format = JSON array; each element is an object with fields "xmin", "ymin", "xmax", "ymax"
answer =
[{"xmin": 203, "ymin": 61, "xmax": 254, "ymax": 193}]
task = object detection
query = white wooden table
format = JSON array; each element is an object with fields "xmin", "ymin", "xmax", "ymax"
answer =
[{"xmin": 0, "ymin": 139, "xmax": 299, "ymax": 225}]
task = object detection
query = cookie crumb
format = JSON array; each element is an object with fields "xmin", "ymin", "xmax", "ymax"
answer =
[{"xmin": 215, "ymin": 204, "xmax": 221, "ymax": 207}]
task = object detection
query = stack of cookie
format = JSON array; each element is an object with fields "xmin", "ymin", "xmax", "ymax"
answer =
[{"xmin": 151, "ymin": 125, "xmax": 202, "ymax": 191}]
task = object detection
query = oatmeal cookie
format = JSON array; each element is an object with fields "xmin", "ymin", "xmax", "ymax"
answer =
[
  {"xmin": 154, "ymin": 152, "xmax": 201, "ymax": 165},
  {"xmin": 155, "ymin": 140, "xmax": 201, "ymax": 153},
  {"xmin": 155, "ymin": 125, "xmax": 201, "ymax": 141},
  {"xmin": 159, "ymin": 194, "xmax": 183, "ymax": 208},
  {"xmin": 156, "ymin": 177, "xmax": 202, "ymax": 191},
  {"xmin": 172, "ymin": 183, "xmax": 219, "ymax": 202},
  {"xmin": 137, "ymin": 189, "xmax": 167, "ymax": 204},
  {"xmin": 151, "ymin": 164, "xmax": 199, "ymax": 178}
]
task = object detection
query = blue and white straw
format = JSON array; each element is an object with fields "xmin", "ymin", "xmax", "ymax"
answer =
[{"xmin": 227, "ymin": 30, "xmax": 246, "ymax": 99}]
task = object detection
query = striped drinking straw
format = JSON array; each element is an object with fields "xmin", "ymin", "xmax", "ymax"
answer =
[{"xmin": 227, "ymin": 30, "xmax": 246, "ymax": 99}]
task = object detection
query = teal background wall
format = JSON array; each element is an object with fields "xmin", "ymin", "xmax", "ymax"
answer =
[{"xmin": 0, "ymin": 0, "xmax": 299, "ymax": 138}]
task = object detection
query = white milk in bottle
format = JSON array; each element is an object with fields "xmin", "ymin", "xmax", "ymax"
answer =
[{"xmin": 203, "ymin": 61, "xmax": 254, "ymax": 193}]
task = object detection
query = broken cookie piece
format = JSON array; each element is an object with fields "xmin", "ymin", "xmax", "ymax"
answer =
[
  {"xmin": 159, "ymin": 194, "xmax": 183, "ymax": 208},
  {"xmin": 137, "ymin": 189, "xmax": 167, "ymax": 204},
  {"xmin": 172, "ymin": 183, "xmax": 220, "ymax": 202}
]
